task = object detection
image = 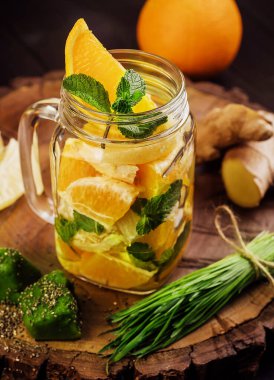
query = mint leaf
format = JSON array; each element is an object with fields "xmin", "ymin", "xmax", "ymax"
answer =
[
  {"xmin": 131, "ymin": 198, "xmax": 148, "ymax": 215},
  {"xmin": 136, "ymin": 215, "xmax": 151, "ymax": 236},
  {"xmin": 73, "ymin": 210, "xmax": 104, "ymax": 235},
  {"xmin": 136, "ymin": 180, "xmax": 182, "ymax": 235},
  {"xmin": 112, "ymin": 97, "xmax": 132, "ymax": 114},
  {"xmin": 124, "ymin": 69, "xmax": 146, "ymax": 105},
  {"xmin": 55, "ymin": 217, "xmax": 78, "ymax": 243},
  {"xmin": 130, "ymin": 256, "xmax": 158, "ymax": 272},
  {"xmin": 127, "ymin": 242, "xmax": 155, "ymax": 261},
  {"xmin": 55, "ymin": 211, "xmax": 105, "ymax": 243},
  {"xmin": 158, "ymin": 248, "xmax": 174, "ymax": 266},
  {"xmin": 118, "ymin": 115, "xmax": 168, "ymax": 139},
  {"xmin": 116, "ymin": 77, "xmax": 131, "ymax": 99},
  {"xmin": 112, "ymin": 69, "xmax": 145, "ymax": 113},
  {"xmin": 63, "ymin": 74, "xmax": 111, "ymax": 112}
]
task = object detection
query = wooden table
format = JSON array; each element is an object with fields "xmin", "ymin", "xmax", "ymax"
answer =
[{"xmin": 0, "ymin": 73, "xmax": 274, "ymax": 379}]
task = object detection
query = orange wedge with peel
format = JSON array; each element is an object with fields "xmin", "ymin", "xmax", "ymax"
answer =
[
  {"xmin": 64, "ymin": 176, "xmax": 139, "ymax": 225},
  {"xmin": 65, "ymin": 18, "xmax": 155, "ymax": 111}
]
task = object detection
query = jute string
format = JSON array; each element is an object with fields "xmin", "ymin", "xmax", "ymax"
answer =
[{"xmin": 214, "ymin": 205, "xmax": 274, "ymax": 287}]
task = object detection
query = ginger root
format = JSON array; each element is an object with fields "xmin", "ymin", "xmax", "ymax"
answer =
[
  {"xmin": 222, "ymin": 111, "xmax": 274, "ymax": 207},
  {"xmin": 196, "ymin": 104, "xmax": 273, "ymax": 163},
  {"xmin": 196, "ymin": 105, "xmax": 274, "ymax": 208}
]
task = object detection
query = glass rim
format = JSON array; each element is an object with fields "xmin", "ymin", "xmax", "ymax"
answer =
[{"xmin": 61, "ymin": 49, "xmax": 189, "ymax": 145}]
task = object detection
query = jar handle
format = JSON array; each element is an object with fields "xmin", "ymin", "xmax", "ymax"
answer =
[{"xmin": 18, "ymin": 98, "xmax": 60, "ymax": 224}]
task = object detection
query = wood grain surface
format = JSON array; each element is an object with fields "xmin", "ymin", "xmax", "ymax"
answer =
[{"xmin": 0, "ymin": 72, "xmax": 274, "ymax": 379}]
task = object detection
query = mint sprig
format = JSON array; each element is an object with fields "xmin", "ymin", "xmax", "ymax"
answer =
[
  {"xmin": 55, "ymin": 211, "xmax": 104, "ymax": 243},
  {"xmin": 136, "ymin": 180, "xmax": 182, "ymax": 235},
  {"xmin": 63, "ymin": 74, "xmax": 111, "ymax": 112},
  {"xmin": 63, "ymin": 70, "xmax": 167, "ymax": 139},
  {"xmin": 112, "ymin": 70, "xmax": 146, "ymax": 113}
]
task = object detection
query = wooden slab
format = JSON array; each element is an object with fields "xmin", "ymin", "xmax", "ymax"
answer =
[{"xmin": 0, "ymin": 72, "xmax": 274, "ymax": 379}]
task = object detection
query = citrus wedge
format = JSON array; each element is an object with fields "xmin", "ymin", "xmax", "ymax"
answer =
[
  {"xmin": 64, "ymin": 176, "xmax": 139, "ymax": 225},
  {"xmin": 92, "ymin": 162, "xmax": 138, "ymax": 184},
  {"xmin": 0, "ymin": 138, "xmax": 24, "ymax": 211},
  {"xmin": 58, "ymin": 154, "xmax": 97, "ymax": 192},
  {"xmin": 136, "ymin": 140, "xmax": 183, "ymax": 198},
  {"xmin": 62, "ymin": 137, "xmax": 177, "ymax": 166},
  {"xmin": 136, "ymin": 139, "xmax": 195, "ymax": 198},
  {"xmin": 79, "ymin": 251, "xmax": 155, "ymax": 289},
  {"xmin": 65, "ymin": 18, "xmax": 155, "ymax": 111},
  {"xmin": 55, "ymin": 233, "xmax": 81, "ymax": 262},
  {"xmin": 60, "ymin": 138, "xmax": 139, "ymax": 183},
  {"xmin": 138, "ymin": 220, "xmax": 177, "ymax": 258}
]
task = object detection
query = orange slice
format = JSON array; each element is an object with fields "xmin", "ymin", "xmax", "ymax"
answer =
[
  {"xmin": 79, "ymin": 251, "xmax": 155, "ymax": 289},
  {"xmin": 138, "ymin": 220, "xmax": 177, "ymax": 258},
  {"xmin": 62, "ymin": 137, "xmax": 177, "ymax": 165},
  {"xmin": 64, "ymin": 176, "xmax": 139, "ymax": 225},
  {"xmin": 58, "ymin": 154, "xmax": 97, "ymax": 192},
  {"xmin": 60, "ymin": 138, "xmax": 139, "ymax": 183},
  {"xmin": 136, "ymin": 140, "xmax": 195, "ymax": 198},
  {"xmin": 65, "ymin": 18, "xmax": 155, "ymax": 111},
  {"xmin": 136, "ymin": 141, "xmax": 183, "ymax": 198},
  {"xmin": 55, "ymin": 233, "xmax": 81, "ymax": 262},
  {"xmin": 55, "ymin": 233, "xmax": 82, "ymax": 276}
]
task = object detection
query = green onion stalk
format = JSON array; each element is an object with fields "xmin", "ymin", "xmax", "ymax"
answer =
[{"xmin": 100, "ymin": 207, "xmax": 274, "ymax": 363}]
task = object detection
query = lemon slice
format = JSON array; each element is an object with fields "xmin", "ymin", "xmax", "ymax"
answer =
[{"xmin": 0, "ymin": 138, "xmax": 24, "ymax": 211}]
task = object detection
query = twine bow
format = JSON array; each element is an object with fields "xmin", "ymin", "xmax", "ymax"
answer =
[{"xmin": 214, "ymin": 205, "xmax": 274, "ymax": 287}]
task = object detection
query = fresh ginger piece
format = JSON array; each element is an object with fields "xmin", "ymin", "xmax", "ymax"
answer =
[
  {"xmin": 197, "ymin": 104, "xmax": 273, "ymax": 163},
  {"xmin": 222, "ymin": 136, "xmax": 274, "ymax": 207}
]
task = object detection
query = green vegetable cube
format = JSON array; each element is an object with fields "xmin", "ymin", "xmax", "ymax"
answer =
[
  {"xmin": 0, "ymin": 248, "xmax": 41, "ymax": 303},
  {"xmin": 42, "ymin": 269, "xmax": 71, "ymax": 288},
  {"xmin": 19, "ymin": 270, "xmax": 81, "ymax": 340}
]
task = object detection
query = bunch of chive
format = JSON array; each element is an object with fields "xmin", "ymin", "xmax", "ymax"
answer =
[{"xmin": 100, "ymin": 232, "xmax": 274, "ymax": 362}]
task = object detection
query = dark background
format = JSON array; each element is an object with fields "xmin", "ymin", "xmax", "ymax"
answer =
[
  {"xmin": 1, "ymin": 1, "xmax": 274, "ymax": 378},
  {"xmin": 0, "ymin": 0, "xmax": 274, "ymax": 111}
]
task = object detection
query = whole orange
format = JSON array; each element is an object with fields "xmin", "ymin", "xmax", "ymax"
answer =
[{"xmin": 137, "ymin": 0, "xmax": 243, "ymax": 77}]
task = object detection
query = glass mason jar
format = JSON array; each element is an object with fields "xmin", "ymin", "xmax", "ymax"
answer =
[{"xmin": 18, "ymin": 50, "xmax": 195, "ymax": 294}]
